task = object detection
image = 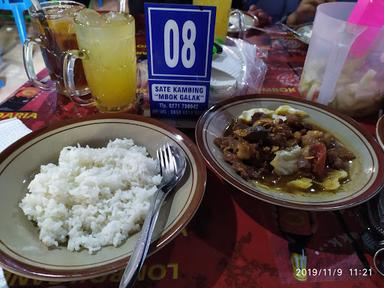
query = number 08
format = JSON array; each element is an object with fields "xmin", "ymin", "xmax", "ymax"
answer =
[{"xmin": 164, "ymin": 20, "xmax": 196, "ymax": 69}]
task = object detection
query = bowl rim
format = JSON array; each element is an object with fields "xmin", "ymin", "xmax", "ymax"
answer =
[
  {"xmin": 0, "ymin": 113, "xmax": 207, "ymax": 281},
  {"xmin": 293, "ymin": 22, "xmax": 313, "ymax": 44},
  {"xmin": 195, "ymin": 94, "xmax": 384, "ymax": 211},
  {"xmin": 376, "ymin": 115, "xmax": 384, "ymax": 151}
]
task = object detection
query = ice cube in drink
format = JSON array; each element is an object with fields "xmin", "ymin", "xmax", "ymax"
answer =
[
  {"xmin": 75, "ymin": 8, "xmax": 104, "ymax": 27},
  {"xmin": 103, "ymin": 11, "xmax": 129, "ymax": 25}
]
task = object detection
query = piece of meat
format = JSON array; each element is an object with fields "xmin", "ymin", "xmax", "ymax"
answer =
[
  {"xmin": 260, "ymin": 146, "xmax": 275, "ymax": 162},
  {"xmin": 303, "ymin": 122, "xmax": 313, "ymax": 130},
  {"xmin": 214, "ymin": 137, "xmax": 236, "ymax": 151},
  {"xmin": 293, "ymin": 131, "xmax": 303, "ymax": 141},
  {"xmin": 243, "ymin": 125, "xmax": 268, "ymax": 143},
  {"xmin": 215, "ymin": 137, "xmax": 256, "ymax": 161},
  {"xmin": 297, "ymin": 156, "xmax": 311, "ymax": 171},
  {"xmin": 335, "ymin": 145, "xmax": 355, "ymax": 161},
  {"xmin": 233, "ymin": 125, "xmax": 268, "ymax": 143},
  {"xmin": 323, "ymin": 133, "xmax": 335, "ymax": 148},
  {"xmin": 236, "ymin": 141, "xmax": 255, "ymax": 160},
  {"xmin": 267, "ymin": 125, "xmax": 293, "ymax": 147},
  {"xmin": 251, "ymin": 112, "xmax": 267, "ymax": 123},
  {"xmin": 223, "ymin": 152, "xmax": 262, "ymax": 180},
  {"xmin": 327, "ymin": 145, "xmax": 355, "ymax": 170},
  {"xmin": 224, "ymin": 120, "xmax": 250, "ymax": 136},
  {"xmin": 223, "ymin": 152, "xmax": 248, "ymax": 178},
  {"xmin": 224, "ymin": 121, "xmax": 249, "ymax": 137},
  {"xmin": 286, "ymin": 114, "xmax": 305, "ymax": 131},
  {"xmin": 327, "ymin": 148, "xmax": 339, "ymax": 166},
  {"xmin": 253, "ymin": 117, "xmax": 274, "ymax": 128},
  {"xmin": 268, "ymin": 133, "xmax": 286, "ymax": 147},
  {"xmin": 301, "ymin": 130, "xmax": 324, "ymax": 146}
]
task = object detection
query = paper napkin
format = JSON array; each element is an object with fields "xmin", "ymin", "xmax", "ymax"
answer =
[{"xmin": 0, "ymin": 118, "xmax": 32, "ymax": 153}]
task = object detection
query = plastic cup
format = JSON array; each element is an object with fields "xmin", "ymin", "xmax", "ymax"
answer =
[{"xmin": 299, "ymin": 2, "xmax": 384, "ymax": 117}]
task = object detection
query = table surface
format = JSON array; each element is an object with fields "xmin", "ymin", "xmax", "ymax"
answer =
[{"xmin": 0, "ymin": 23, "xmax": 383, "ymax": 288}]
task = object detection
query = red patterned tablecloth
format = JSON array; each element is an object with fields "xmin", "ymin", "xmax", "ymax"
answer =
[{"xmin": 0, "ymin": 24, "xmax": 382, "ymax": 288}]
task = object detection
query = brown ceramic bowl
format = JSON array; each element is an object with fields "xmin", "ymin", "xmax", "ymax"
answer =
[
  {"xmin": 376, "ymin": 115, "xmax": 384, "ymax": 150},
  {"xmin": 0, "ymin": 114, "xmax": 206, "ymax": 281},
  {"xmin": 196, "ymin": 95, "xmax": 384, "ymax": 211}
]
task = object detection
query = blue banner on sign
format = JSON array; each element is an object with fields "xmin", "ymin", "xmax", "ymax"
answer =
[{"xmin": 145, "ymin": 3, "xmax": 216, "ymax": 119}]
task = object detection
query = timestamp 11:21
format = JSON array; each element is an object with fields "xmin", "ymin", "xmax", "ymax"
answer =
[{"xmin": 349, "ymin": 268, "xmax": 373, "ymax": 277}]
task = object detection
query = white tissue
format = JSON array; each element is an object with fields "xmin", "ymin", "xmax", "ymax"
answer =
[{"xmin": 0, "ymin": 118, "xmax": 32, "ymax": 153}]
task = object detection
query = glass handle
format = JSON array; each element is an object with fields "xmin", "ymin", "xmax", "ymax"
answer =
[
  {"xmin": 23, "ymin": 38, "xmax": 52, "ymax": 90},
  {"xmin": 119, "ymin": 0, "xmax": 129, "ymax": 14},
  {"xmin": 63, "ymin": 50, "xmax": 94, "ymax": 107}
]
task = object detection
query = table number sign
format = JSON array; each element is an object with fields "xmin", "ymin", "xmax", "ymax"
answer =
[{"xmin": 144, "ymin": 3, "xmax": 216, "ymax": 119}]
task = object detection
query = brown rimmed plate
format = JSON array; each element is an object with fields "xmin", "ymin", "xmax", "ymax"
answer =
[
  {"xmin": 196, "ymin": 95, "xmax": 384, "ymax": 211},
  {"xmin": 0, "ymin": 114, "xmax": 206, "ymax": 281},
  {"xmin": 376, "ymin": 115, "xmax": 384, "ymax": 150}
]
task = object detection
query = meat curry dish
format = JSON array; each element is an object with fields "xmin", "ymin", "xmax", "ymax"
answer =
[{"xmin": 214, "ymin": 105, "xmax": 356, "ymax": 193}]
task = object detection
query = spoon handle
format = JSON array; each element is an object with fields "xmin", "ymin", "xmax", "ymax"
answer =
[
  {"xmin": 249, "ymin": 26, "xmax": 288, "ymax": 35},
  {"xmin": 276, "ymin": 22, "xmax": 302, "ymax": 37},
  {"xmin": 119, "ymin": 189, "xmax": 166, "ymax": 288}
]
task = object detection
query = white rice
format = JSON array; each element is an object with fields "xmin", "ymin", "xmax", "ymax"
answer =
[{"xmin": 19, "ymin": 138, "xmax": 162, "ymax": 253}]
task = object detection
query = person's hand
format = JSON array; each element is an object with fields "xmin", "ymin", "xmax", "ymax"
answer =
[
  {"xmin": 247, "ymin": 4, "xmax": 272, "ymax": 27},
  {"xmin": 287, "ymin": 0, "xmax": 335, "ymax": 26}
]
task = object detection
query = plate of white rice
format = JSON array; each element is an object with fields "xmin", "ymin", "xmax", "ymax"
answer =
[
  {"xmin": 0, "ymin": 114, "xmax": 206, "ymax": 281},
  {"xmin": 20, "ymin": 138, "xmax": 162, "ymax": 254}
]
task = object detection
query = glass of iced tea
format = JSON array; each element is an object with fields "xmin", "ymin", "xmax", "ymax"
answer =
[
  {"xmin": 63, "ymin": 9, "xmax": 137, "ymax": 113},
  {"xmin": 23, "ymin": 1, "xmax": 89, "ymax": 96},
  {"xmin": 193, "ymin": 0, "xmax": 232, "ymax": 43}
]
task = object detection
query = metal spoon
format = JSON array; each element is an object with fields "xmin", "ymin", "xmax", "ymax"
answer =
[
  {"xmin": 245, "ymin": 25, "xmax": 288, "ymax": 36},
  {"xmin": 276, "ymin": 22, "xmax": 311, "ymax": 43},
  {"xmin": 228, "ymin": 10, "xmax": 287, "ymax": 36}
]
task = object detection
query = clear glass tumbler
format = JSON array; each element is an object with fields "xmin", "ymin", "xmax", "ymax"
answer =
[{"xmin": 23, "ymin": 1, "xmax": 89, "ymax": 96}]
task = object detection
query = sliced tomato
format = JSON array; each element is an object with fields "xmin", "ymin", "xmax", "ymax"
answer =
[{"xmin": 310, "ymin": 143, "xmax": 327, "ymax": 178}]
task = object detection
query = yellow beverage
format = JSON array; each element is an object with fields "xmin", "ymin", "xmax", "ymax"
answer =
[
  {"xmin": 193, "ymin": 0, "xmax": 232, "ymax": 43},
  {"xmin": 74, "ymin": 13, "xmax": 136, "ymax": 112}
]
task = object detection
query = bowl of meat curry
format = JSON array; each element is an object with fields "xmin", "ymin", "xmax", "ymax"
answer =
[{"xmin": 196, "ymin": 95, "xmax": 384, "ymax": 211}]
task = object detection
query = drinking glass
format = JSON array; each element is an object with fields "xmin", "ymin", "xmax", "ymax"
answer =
[
  {"xmin": 23, "ymin": 1, "xmax": 89, "ymax": 96},
  {"xmin": 63, "ymin": 10, "xmax": 137, "ymax": 112},
  {"xmin": 193, "ymin": 0, "xmax": 232, "ymax": 43}
]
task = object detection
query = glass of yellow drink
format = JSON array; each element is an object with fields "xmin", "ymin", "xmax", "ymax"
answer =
[
  {"xmin": 63, "ymin": 9, "xmax": 137, "ymax": 112},
  {"xmin": 193, "ymin": 0, "xmax": 232, "ymax": 43}
]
